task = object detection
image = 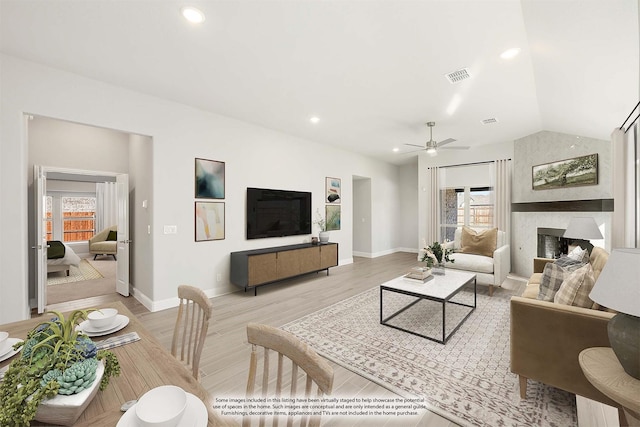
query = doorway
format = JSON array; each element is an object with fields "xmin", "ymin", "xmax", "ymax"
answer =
[{"xmin": 27, "ymin": 115, "xmax": 142, "ymax": 311}]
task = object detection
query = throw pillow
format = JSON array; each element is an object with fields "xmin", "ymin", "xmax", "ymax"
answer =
[
  {"xmin": 554, "ymin": 263, "xmax": 596, "ymax": 308},
  {"xmin": 107, "ymin": 230, "xmax": 117, "ymax": 241},
  {"xmin": 553, "ymin": 255, "xmax": 585, "ymax": 270},
  {"xmin": 459, "ymin": 227, "xmax": 497, "ymax": 258},
  {"xmin": 537, "ymin": 263, "xmax": 568, "ymax": 301},
  {"xmin": 567, "ymin": 246, "xmax": 589, "ymax": 263}
]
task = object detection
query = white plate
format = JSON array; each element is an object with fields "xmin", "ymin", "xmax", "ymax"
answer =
[
  {"xmin": 77, "ymin": 315, "xmax": 129, "ymax": 337},
  {"xmin": 117, "ymin": 392, "xmax": 207, "ymax": 427},
  {"xmin": 0, "ymin": 338, "xmax": 22, "ymax": 362}
]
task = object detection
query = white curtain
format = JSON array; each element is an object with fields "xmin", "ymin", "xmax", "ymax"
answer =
[
  {"xmin": 611, "ymin": 126, "xmax": 638, "ymax": 247},
  {"xmin": 96, "ymin": 182, "xmax": 117, "ymax": 233},
  {"xmin": 426, "ymin": 167, "xmax": 440, "ymax": 245},
  {"xmin": 493, "ymin": 159, "xmax": 511, "ymax": 238}
]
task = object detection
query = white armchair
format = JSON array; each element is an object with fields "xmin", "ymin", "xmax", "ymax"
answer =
[{"xmin": 441, "ymin": 227, "xmax": 510, "ymax": 296}]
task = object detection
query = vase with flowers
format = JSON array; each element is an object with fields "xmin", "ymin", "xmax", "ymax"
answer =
[
  {"xmin": 421, "ymin": 241, "xmax": 454, "ymax": 275},
  {"xmin": 313, "ymin": 209, "xmax": 329, "ymax": 243}
]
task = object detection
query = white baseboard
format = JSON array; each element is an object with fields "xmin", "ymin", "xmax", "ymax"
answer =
[
  {"xmin": 132, "ymin": 286, "xmax": 237, "ymax": 312},
  {"xmin": 353, "ymin": 248, "xmax": 418, "ymax": 259}
]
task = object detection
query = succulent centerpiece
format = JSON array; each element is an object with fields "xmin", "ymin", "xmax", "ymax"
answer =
[{"xmin": 0, "ymin": 309, "xmax": 120, "ymax": 426}]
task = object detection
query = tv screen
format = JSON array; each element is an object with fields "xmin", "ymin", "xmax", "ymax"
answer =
[{"xmin": 246, "ymin": 188, "xmax": 312, "ymax": 239}]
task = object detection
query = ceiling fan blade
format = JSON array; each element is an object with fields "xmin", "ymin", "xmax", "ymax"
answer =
[
  {"xmin": 404, "ymin": 143, "xmax": 425, "ymax": 148},
  {"xmin": 440, "ymin": 146, "xmax": 470, "ymax": 150},
  {"xmin": 436, "ymin": 138, "xmax": 456, "ymax": 147}
]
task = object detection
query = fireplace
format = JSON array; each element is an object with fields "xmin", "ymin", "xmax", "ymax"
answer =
[{"xmin": 537, "ymin": 227, "xmax": 568, "ymax": 259}]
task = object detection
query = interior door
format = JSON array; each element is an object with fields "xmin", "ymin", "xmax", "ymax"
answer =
[
  {"xmin": 34, "ymin": 165, "xmax": 47, "ymax": 313},
  {"xmin": 116, "ymin": 174, "xmax": 130, "ymax": 297}
]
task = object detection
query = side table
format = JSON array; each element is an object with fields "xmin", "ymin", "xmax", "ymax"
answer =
[{"xmin": 579, "ymin": 347, "xmax": 640, "ymax": 426}]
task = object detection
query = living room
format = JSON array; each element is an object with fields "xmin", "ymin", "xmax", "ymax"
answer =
[{"xmin": 0, "ymin": 1, "xmax": 639, "ymax": 426}]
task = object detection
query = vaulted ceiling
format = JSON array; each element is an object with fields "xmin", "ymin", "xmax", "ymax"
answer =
[{"xmin": 1, "ymin": 1, "xmax": 638, "ymax": 164}]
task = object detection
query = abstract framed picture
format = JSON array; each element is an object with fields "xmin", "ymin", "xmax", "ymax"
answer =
[
  {"xmin": 195, "ymin": 202, "xmax": 225, "ymax": 241},
  {"xmin": 532, "ymin": 153, "xmax": 598, "ymax": 190},
  {"xmin": 326, "ymin": 177, "xmax": 341, "ymax": 204},
  {"xmin": 195, "ymin": 158, "xmax": 225, "ymax": 199},
  {"xmin": 325, "ymin": 205, "xmax": 341, "ymax": 231}
]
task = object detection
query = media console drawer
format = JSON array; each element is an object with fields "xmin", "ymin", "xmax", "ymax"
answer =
[{"xmin": 230, "ymin": 243, "xmax": 338, "ymax": 295}]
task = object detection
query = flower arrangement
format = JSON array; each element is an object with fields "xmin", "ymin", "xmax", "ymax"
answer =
[
  {"xmin": 421, "ymin": 241, "xmax": 455, "ymax": 268},
  {"xmin": 313, "ymin": 208, "xmax": 326, "ymax": 232},
  {"xmin": 0, "ymin": 309, "xmax": 120, "ymax": 426}
]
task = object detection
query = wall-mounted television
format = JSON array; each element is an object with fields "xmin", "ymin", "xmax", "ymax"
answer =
[{"xmin": 246, "ymin": 187, "xmax": 312, "ymax": 239}]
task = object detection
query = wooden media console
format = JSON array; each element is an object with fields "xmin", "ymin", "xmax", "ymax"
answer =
[{"xmin": 230, "ymin": 243, "xmax": 338, "ymax": 295}]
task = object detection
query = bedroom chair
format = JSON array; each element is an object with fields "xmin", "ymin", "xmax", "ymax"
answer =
[
  {"xmin": 171, "ymin": 285, "xmax": 213, "ymax": 381},
  {"xmin": 244, "ymin": 323, "xmax": 334, "ymax": 427},
  {"xmin": 89, "ymin": 225, "xmax": 118, "ymax": 260}
]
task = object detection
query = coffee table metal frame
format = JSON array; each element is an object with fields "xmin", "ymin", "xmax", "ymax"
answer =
[{"xmin": 379, "ymin": 270, "xmax": 477, "ymax": 344}]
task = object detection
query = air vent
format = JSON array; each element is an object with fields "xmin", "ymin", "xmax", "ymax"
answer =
[
  {"xmin": 445, "ymin": 68, "xmax": 471, "ymax": 84},
  {"xmin": 481, "ymin": 118, "xmax": 499, "ymax": 125}
]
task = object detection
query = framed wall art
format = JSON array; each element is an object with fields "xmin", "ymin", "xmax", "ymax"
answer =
[
  {"xmin": 325, "ymin": 177, "xmax": 341, "ymax": 203},
  {"xmin": 532, "ymin": 153, "xmax": 598, "ymax": 190},
  {"xmin": 195, "ymin": 201, "xmax": 225, "ymax": 241},
  {"xmin": 325, "ymin": 205, "xmax": 341, "ymax": 231},
  {"xmin": 195, "ymin": 158, "xmax": 225, "ymax": 199}
]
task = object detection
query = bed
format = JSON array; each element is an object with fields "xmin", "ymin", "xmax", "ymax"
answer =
[{"xmin": 47, "ymin": 241, "xmax": 81, "ymax": 276}]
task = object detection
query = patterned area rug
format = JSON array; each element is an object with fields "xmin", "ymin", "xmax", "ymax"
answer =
[
  {"xmin": 47, "ymin": 259, "xmax": 103, "ymax": 285},
  {"xmin": 282, "ymin": 283, "xmax": 577, "ymax": 427}
]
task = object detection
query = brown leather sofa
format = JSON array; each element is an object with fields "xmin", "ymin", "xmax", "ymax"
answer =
[{"xmin": 509, "ymin": 247, "xmax": 619, "ymax": 407}]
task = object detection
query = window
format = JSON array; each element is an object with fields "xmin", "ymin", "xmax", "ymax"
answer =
[
  {"xmin": 44, "ymin": 196, "xmax": 53, "ymax": 241},
  {"xmin": 440, "ymin": 186, "xmax": 494, "ymax": 242},
  {"xmin": 61, "ymin": 196, "xmax": 96, "ymax": 242}
]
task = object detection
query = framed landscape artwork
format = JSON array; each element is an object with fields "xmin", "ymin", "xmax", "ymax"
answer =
[
  {"xmin": 325, "ymin": 205, "xmax": 341, "ymax": 231},
  {"xmin": 325, "ymin": 177, "xmax": 341, "ymax": 204},
  {"xmin": 195, "ymin": 158, "xmax": 225, "ymax": 199},
  {"xmin": 195, "ymin": 202, "xmax": 225, "ymax": 241},
  {"xmin": 532, "ymin": 153, "xmax": 598, "ymax": 190}
]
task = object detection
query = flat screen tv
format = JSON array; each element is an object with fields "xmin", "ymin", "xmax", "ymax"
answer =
[{"xmin": 246, "ymin": 187, "xmax": 312, "ymax": 239}]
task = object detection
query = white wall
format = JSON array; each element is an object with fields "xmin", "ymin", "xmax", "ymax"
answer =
[
  {"xmin": 398, "ymin": 161, "xmax": 419, "ymax": 252},
  {"xmin": 352, "ymin": 177, "xmax": 372, "ymax": 256},
  {"xmin": 0, "ymin": 54, "xmax": 402, "ymax": 322},
  {"xmin": 129, "ymin": 134, "xmax": 153, "ymax": 299}
]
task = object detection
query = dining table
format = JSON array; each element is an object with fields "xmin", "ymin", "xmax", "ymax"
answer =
[{"xmin": 0, "ymin": 301, "xmax": 240, "ymax": 427}]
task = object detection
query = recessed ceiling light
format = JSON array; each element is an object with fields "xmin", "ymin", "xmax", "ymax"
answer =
[
  {"xmin": 181, "ymin": 7, "xmax": 205, "ymax": 24},
  {"xmin": 500, "ymin": 48, "xmax": 521, "ymax": 59},
  {"xmin": 309, "ymin": 116, "xmax": 320, "ymax": 124},
  {"xmin": 392, "ymin": 148, "xmax": 399, "ymax": 152}
]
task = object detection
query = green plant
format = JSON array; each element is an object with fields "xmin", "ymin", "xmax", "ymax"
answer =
[
  {"xmin": 0, "ymin": 309, "xmax": 120, "ymax": 426},
  {"xmin": 421, "ymin": 241, "xmax": 454, "ymax": 268}
]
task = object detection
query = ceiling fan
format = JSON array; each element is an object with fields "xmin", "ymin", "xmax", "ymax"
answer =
[{"xmin": 404, "ymin": 121, "xmax": 469, "ymax": 156}]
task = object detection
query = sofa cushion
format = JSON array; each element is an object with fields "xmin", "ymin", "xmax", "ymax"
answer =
[
  {"xmin": 528, "ymin": 272, "xmax": 543, "ymax": 286},
  {"xmin": 107, "ymin": 230, "xmax": 118, "ymax": 241},
  {"xmin": 446, "ymin": 252, "xmax": 494, "ymax": 274},
  {"xmin": 459, "ymin": 227, "xmax": 497, "ymax": 258},
  {"xmin": 522, "ymin": 283, "xmax": 540, "ymax": 299},
  {"xmin": 537, "ymin": 263, "xmax": 568, "ymax": 301},
  {"xmin": 554, "ymin": 263, "xmax": 596, "ymax": 308}
]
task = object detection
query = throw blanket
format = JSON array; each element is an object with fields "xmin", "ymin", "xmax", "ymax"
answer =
[{"xmin": 47, "ymin": 240, "xmax": 66, "ymax": 259}]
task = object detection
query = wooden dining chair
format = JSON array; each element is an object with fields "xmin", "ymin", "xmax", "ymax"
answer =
[
  {"xmin": 244, "ymin": 323, "xmax": 334, "ymax": 427},
  {"xmin": 171, "ymin": 285, "xmax": 213, "ymax": 381}
]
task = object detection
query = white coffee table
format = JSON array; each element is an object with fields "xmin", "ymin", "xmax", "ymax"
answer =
[{"xmin": 380, "ymin": 269, "xmax": 476, "ymax": 344}]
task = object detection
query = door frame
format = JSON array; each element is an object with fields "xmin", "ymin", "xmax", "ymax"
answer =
[{"xmin": 33, "ymin": 166, "xmax": 130, "ymax": 311}]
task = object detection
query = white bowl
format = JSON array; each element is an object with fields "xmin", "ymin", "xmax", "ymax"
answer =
[
  {"xmin": 0, "ymin": 331, "xmax": 8, "ymax": 354},
  {"xmin": 135, "ymin": 385, "xmax": 187, "ymax": 427},
  {"xmin": 87, "ymin": 308, "xmax": 118, "ymax": 330}
]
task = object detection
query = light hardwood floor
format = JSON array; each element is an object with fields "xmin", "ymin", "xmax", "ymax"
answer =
[{"xmin": 43, "ymin": 252, "xmax": 464, "ymax": 426}]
